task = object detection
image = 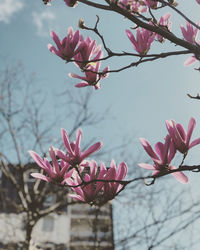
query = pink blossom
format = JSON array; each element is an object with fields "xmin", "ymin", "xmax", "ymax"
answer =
[
  {"xmin": 66, "ymin": 160, "xmax": 106, "ymax": 204},
  {"xmin": 197, "ymin": 0, "xmax": 200, "ymax": 4},
  {"xmin": 126, "ymin": 28, "xmax": 155, "ymax": 55},
  {"xmin": 143, "ymin": 0, "xmax": 158, "ymax": 9},
  {"xmin": 119, "ymin": 0, "xmax": 147, "ymax": 13},
  {"xmin": 184, "ymin": 55, "xmax": 198, "ymax": 66},
  {"xmin": 156, "ymin": 13, "xmax": 172, "ymax": 42},
  {"xmin": 55, "ymin": 128, "xmax": 102, "ymax": 166},
  {"xmin": 180, "ymin": 21, "xmax": 199, "ymax": 44},
  {"xmin": 139, "ymin": 135, "xmax": 188, "ymax": 184},
  {"xmin": 69, "ymin": 51, "xmax": 109, "ymax": 89},
  {"xmin": 166, "ymin": 117, "xmax": 200, "ymax": 154},
  {"xmin": 64, "ymin": 0, "xmax": 78, "ymax": 7},
  {"xmin": 29, "ymin": 147, "xmax": 73, "ymax": 184},
  {"xmin": 74, "ymin": 37, "xmax": 102, "ymax": 69},
  {"xmin": 67, "ymin": 160, "xmax": 128, "ymax": 205},
  {"xmin": 179, "ymin": 21, "xmax": 200, "ymax": 66},
  {"xmin": 100, "ymin": 160, "xmax": 128, "ymax": 202},
  {"xmin": 48, "ymin": 27, "xmax": 82, "ymax": 61},
  {"xmin": 183, "ymin": 41, "xmax": 200, "ymax": 66}
]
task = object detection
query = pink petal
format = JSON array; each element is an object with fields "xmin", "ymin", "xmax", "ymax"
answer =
[
  {"xmin": 162, "ymin": 135, "xmax": 171, "ymax": 164},
  {"xmin": 168, "ymin": 140, "xmax": 176, "ymax": 163},
  {"xmin": 155, "ymin": 142, "xmax": 164, "ymax": 161},
  {"xmin": 54, "ymin": 148, "xmax": 69, "ymax": 162},
  {"xmin": 47, "ymin": 44, "xmax": 61, "ymax": 57},
  {"xmin": 163, "ymin": 13, "xmax": 171, "ymax": 20},
  {"xmin": 171, "ymin": 172, "xmax": 188, "ymax": 184},
  {"xmin": 101, "ymin": 66, "xmax": 109, "ymax": 79},
  {"xmin": 176, "ymin": 124, "xmax": 186, "ymax": 142},
  {"xmin": 81, "ymin": 142, "xmax": 102, "ymax": 160},
  {"xmin": 110, "ymin": 159, "xmax": 116, "ymax": 169},
  {"xmin": 184, "ymin": 56, "xmax": 197, "ymax": 66},
  {"xmin": 116, "ymin": 162, "xmax": 128, "ymax": 180},
  {"xmin": 49, "ymin": 146, "xmax": 60, "ymax": 174},
  {"xmin": 186, "ymin": 117, "xmax": 196, "ymax": 146},
  {"xmin": 50, "ymin": 31, "xmax": 62, "ymax": 50},
  {"xmin": 139, "ymin": 138, "xmax": 160, "ymax": 161},
  {"xmin": 29, "ymin": 151, "xmax": 47, "ymax": 170},
  {"xmin": 75, "ymin": 82, "xmax": 90, "ymax": 88},
  {"xmin": 94, "ymin": 82, "xmax": 101, "ymax": 90},
  {"xmin": 189, "ymin": 137, "xmax": 200, "ymax": 149},
  {"xmin": 31, "ymin": 173, "xmax": 51, "ymax": 182},
  {"xmin": 69, "ymin": 194, "xmax": 85, "ymax": 202},
  {"xmin": 126, "ymin": 29, "xmax": 135, "ymax": 43},
  {"xmin": 69, "ymin": 73, "xmax": 87, "ymax": 81},
  {"xmin": 75, "ymin": 128, "xmax": 82, "ymax": 156},
  {"xmin": 138, "ymin": 163, "xmax": 155, "ymax": 170},
  {"xmin": 61, "ymin": 128, "xmax": 74, "ymax": 156},
  {"xmin": 170, "ymin": 166, "xmax": 188, "ymax": 184},
  {"xmin": 152, "ymin": 170, "xmax": 160, "ymax": 176}
]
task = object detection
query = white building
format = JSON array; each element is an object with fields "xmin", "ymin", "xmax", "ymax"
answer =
[{"xmin": 0, "ymin": 167, "xmax": 114, "ymax": 250}]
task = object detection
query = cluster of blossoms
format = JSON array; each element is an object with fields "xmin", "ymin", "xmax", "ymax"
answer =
[
  {"xmin": 125, "ymin": 12, "xmax": 172, "ymax": 55},
  {"xmin": 120, "ymin": 1, "xmax": 199, "ymax": 65},
  {"xmin": 29, "ymin": 128, "xmax": 127, "ymax": 206},
  {"xmin": 45, "ymin": 0, "xmax": 200, "ymax": 76},
  {"xmin": 118, "ymin": 0, "xmax": 180, "ymax": 11},
  {"xmin": 119, "ymin": 0, "xmax": 200, "ymax": 66},
  {"xmin": 45, "ymin": 0, "xmax": 200, "ymax": 90},
  {"xmin": 139, "ymin": 117, "xmax": 200, "ymax": 184},
  {"xmin": 29, "ymin": 117, "xmax": 200, "ymax": 206},
  {"xmin": 48, "ymin": 27, "xmax": 109, "ymax": 90},
  {"xmin": 119, "ymin": 0, "xmax": 159, "ymax": 13}
]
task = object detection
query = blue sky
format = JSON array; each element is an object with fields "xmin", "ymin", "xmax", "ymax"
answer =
[{"xmin": 1, "ymin": 0, "xmax": 200, "ymax": 169}]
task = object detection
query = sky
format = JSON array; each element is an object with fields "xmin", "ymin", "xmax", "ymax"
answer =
[{"xmin": 1, "ymin": 0, "xmax": 200, "ymax": 180}]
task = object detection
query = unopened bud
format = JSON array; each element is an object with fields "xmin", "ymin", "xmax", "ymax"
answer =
[
  {"xmin": 43, "ymin": 0, "xmax": 51, "ymax": 5},
  {"xmin": 168, "ymin": 0, "xmax": 178, "ymax": 6},
  {"xmin": 78, "ymin": 18, "xmax": 86, "ymax": 29}
]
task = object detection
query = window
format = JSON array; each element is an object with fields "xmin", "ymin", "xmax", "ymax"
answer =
[
  {"xmin": 44, "ymin": 194, "xmax": 56, "ymax": 207},
  {"xmin": 42, "ymin": 216, "xmax": 54, "ymax": 232},
  {"xmin": 25, "ymin": 169, "xmax": 36, "ymax": 183}
]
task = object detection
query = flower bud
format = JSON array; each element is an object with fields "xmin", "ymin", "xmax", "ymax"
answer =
[{"xmin": 78, "ymin": 18, "xmax": 86, "ymax": 29}]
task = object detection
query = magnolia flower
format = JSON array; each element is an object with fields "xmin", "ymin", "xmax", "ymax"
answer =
[
  {"xmin": 48, "ymin": 27, "xmax": 82, "ymax": 61},
  {"xmin": 69, "ymin": 51, "xmax": 109, "ymax": 89},
  {"xmin": 156, "ymin": 13, "xmax": 172, "ymax": 42},
  {"xmin": 166, "ymin": 117, "xmax": 200, "ymax": 154},
  {"xmin": 67, "ymin": 159, "xmax": 128, "ymax": 205},
  {"xmin": 143, "ymin": 0, "xmax": 158, "ymax": 9},
  {"xmin": 180, "ymin": 22, "xmax": 200, "ymax": 66},
  {"xmin": 64, "ymin": 0, "xmax": 78, "ymax": 7},
  {"xmin": 29, "ymin": 147, "xmax": 73, "ymax": 183},
  {"xmin": 74, "ymin": 37, "xmax": 102, "ymax": 69},
  {"xmin": 139, "ymin": 135, "xmax": 188, "ymax": 184},
  {"xmin": 69, "ymin": 65, "xmax": 109, "ymax": 90},
  {"xmin": 66, "ymin": 160, "xmax": 106, "ymax": 203},
  {"xmin": 100, "ymin": 160, "xmax": 128, "ymax": 202},
  {"xmin": 55, "ymin": 128, "xmax": 102, "ymax": 166},
  {"xmin": 180, "ymin": 21, "xmax": 199, "ymax": 44},
  {"xmin": 126, "ymin": 28, "xmax": 155, "ymax": 55},
  {"xmin": 119, "ymin": 0, "xmax": 147, "ymax": 14}
]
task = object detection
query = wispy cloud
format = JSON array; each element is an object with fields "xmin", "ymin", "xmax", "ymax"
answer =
[
  {"xmin": 0, "ymin": 0, "xmax": 24, "ymax": 23},
  {"xmin": 32, "ymin": 10, "xmax": 55, "ymax": 37}
]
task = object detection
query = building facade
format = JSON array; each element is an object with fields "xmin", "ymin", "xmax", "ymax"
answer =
[{"xmin": 0, "ymin": 166, "xmax": 114, "ymax": 250}]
